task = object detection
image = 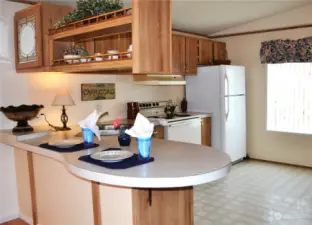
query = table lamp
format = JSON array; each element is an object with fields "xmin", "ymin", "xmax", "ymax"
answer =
[{"xmin": 52, "ymin": 90, "xmax": 75, "ymax": 131}]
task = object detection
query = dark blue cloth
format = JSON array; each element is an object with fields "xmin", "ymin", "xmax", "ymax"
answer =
[
  {"xmin": 78, "ymin": 148, "xmax": 154, "ymax": 169},
  {"xmin": 39, "ymin": 143, "xmax": 99, "ymax": 153}
]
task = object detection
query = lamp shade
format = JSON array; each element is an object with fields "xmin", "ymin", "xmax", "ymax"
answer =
[{"xmin": 52, "ymin": 90, "xmax": 75, "ymax": 106}]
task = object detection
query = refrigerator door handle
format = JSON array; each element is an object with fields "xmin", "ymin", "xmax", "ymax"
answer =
[
  {"xmin": 225, "ymin": 96, "xmax": 230, "ymax": 121},
  {"xmin": 225, "ymin": 74, "xmax": 230, "ymax": 121}
]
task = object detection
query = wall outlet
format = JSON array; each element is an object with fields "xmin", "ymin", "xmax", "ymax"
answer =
[{"xmin": 95, "ymin": 103, "xmax": 102, "ymax": 112}]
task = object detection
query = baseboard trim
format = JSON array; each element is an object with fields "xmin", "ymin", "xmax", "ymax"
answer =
[
  {"xmin": 249, "ymin": 158, "xmax": 312, "ymax": 169},
  {"xmin": 0, "ymin": 213, "xmax": 19, "ymax": 224},
  {"xmin": 20, "ymin": 214, "xmax": 33, "ymax": 225}
]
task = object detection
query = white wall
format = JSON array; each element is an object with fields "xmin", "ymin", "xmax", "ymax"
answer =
[
  {"xmin": 0, "ymin": 1, "xmax": 183, "ymax": 222},
  {"xmin": 213, "ymin": 3, "xmax": 312, "ymax": 36},
  {"xmin": 0, "ymin": 2, "xmax": 27, "ymax": 222},
  {"xmin": 214, "ymin": 3, "xmax": 312, "ymax": 167}
]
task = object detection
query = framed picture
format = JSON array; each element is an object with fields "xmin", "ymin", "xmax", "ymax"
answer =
[{"xmin": 81, "ymin": 83, "xmax": 115, "ymax": 101}]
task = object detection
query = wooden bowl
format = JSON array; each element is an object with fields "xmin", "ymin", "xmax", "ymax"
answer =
[{"xmin": 0, "ymin": 104, "xmax": 44, "ymax": 133}]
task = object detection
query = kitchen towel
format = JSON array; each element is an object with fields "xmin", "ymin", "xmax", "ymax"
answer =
[
  {"xmin": 79, "ymin": 148, "xmax": 154, "ymax": 169},
  {"xmin": 39, "ymin": 143, "xmax": 99, "ymax": 153}
]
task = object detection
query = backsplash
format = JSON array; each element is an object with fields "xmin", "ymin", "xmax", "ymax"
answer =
[{"xmin": 25, "ymin": 73, "xmax": 184, "ymax": 127}]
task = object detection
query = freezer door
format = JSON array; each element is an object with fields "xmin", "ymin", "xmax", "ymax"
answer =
[
  {"xmin": 220, "ymin": 95, "xmax": 246, "ymax": 162},
  {"xmin": 220, "ymin": 66, "xmax": 246, "ymax": 96},
  {"xmin": 186, "ymin": 66, "xmax": 221, "ymax": 112}
]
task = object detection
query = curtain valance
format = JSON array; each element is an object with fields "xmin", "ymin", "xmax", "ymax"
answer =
[{"xmin": 260, "ymin": 37, "xmax": 312, "ymax": 64}]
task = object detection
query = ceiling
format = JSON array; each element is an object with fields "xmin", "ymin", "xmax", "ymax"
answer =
[{"xmin": 16, "ymin": 0, "xmax": 312, "ymax": 35}]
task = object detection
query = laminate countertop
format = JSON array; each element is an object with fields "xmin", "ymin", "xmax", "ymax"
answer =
[{"xmin": 0, "ymin": 126, "xmax": 230, "ymax": 188}]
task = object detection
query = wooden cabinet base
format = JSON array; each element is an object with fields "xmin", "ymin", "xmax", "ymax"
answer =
[
  {"xmin": 14, "ymin": 148, "xmax": 195, "ymax": 225},
  {"xmin": 132, "ymin": 187, "xmax": 194, "ymax": 225}
]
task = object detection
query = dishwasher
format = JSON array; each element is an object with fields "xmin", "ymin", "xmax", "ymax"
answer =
[{"xmin": 165, "ymin": 117, "xmax": 202, "ymax": 144}]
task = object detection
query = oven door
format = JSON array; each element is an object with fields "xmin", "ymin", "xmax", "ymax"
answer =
[{"xmin": 165, "ymin": 118, "xmax": 202, "ymax": 144}]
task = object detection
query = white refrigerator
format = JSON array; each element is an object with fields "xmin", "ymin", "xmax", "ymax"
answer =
[{"xmin": 186, "ymin": 65, "xmax": 246, "ymax": 162}]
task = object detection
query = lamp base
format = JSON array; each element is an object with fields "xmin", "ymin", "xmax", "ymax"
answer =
[{"xmin": 58, "ymin": 127, "xmax": 71, "ymax": 131}]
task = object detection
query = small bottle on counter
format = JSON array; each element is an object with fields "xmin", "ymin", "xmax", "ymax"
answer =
[{"xmin": 180, "ymin": 98, "xmax": 188, "ymax": 113}]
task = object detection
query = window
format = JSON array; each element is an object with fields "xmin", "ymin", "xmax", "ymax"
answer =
[{"xmin": 267, "ymin": 63, "xmax": 312, "ymax": 134}]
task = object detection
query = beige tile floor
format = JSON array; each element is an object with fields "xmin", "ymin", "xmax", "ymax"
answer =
[{"xmin": 194, "ymin": 160, "xmax": 312, "ymax": 225}]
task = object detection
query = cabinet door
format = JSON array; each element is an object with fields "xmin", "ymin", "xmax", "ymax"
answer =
[
  {"xmin": 152, "ymin": 126, "xmax": 164, "ymax": 139},
  {"xmin": 14, "ymin": 4, "xmax": 43, "ymax": 70},
  {"xmin": 185, "ymin": 37, "xmax": 198, "ymax": 75},
  {"xmin": 198, "ymin": 39, "xmax": 213, "ymax": 65},
  {"xmin": 213, "ymin": 41, "xmax": 227, "ymax": 60},
  {"xmin": 172, "ymin": 35, "xmax": 186, "ymax": 74},
  {"xmin": 201, "ymin": 117, "xmax": 211, "ymax": 146}
]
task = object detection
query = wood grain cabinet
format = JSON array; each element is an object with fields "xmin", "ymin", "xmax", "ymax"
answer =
[
  {"xmin": 14, "ymin": 3, "xmax": 72, "ymax": 72},
  {"xmin": 172, "ymin": 35, "xmax": 186, "ymax": 74},
  {"xmin": 213, "ymin": 41, "xmax": 227, "ymax": 61},
  {"xmin": 201, "ymin": 117, "xmax": 211, "ymax": 146},
  {"xmin": 198, "ymin": 39, "xmax": 213, "ymax": 65},
  {"xmin": 152, "ymin": 126, "xmax": 165, "ymax": 139},
  {"xmin": 185, "ymin": 37, "xmax": 198, "ymax": 74},
  {"xmin": 172, "ymin": 35, "xmax": 197, "ymax": 75}
]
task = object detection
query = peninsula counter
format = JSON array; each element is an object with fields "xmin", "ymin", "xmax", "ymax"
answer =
[{"xmin": 0, "ymin": 128, "xmax": 231, "ymax": 225}]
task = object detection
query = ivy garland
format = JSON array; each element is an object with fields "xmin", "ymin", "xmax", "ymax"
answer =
[{"xmin": 55, "ymin": 0, "xmax": 124, "ymax": 29}]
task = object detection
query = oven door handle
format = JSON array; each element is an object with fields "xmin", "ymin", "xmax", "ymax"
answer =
[{"xmin": 168, "ymin": 119, "xmax": 201, "ymax": 127}]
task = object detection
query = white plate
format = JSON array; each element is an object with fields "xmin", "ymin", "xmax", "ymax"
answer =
[
  {"xmin": 91, "ymin": 150, "xmax": 133, "ymax": 163},
  {"xmin": 48, "ymin": 139, "xmax": 82, "ymax": 148}
]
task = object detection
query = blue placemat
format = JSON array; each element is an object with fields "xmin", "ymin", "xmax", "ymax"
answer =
[
  {"xmin": 39, "ymin": 143, "xmax": 99, "ymax": 153},
  {"xmin": 78, "ymin": 148, "xmax": 154, "ymax": 169}
]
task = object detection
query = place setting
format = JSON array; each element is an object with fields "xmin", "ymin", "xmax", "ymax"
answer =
[{"xmin": 79, "ymin": 113, "xmax": 155, "ymax": 169}]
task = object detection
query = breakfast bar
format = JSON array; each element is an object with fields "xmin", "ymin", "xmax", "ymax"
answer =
[{"xmin": 0, "ymin": 128, "xmax": 231, "ymax": 225}]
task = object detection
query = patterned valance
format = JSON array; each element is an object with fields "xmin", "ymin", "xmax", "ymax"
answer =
[{"xmin": 260, "ymin": 37, "xmax": 312, "ymax": 64}]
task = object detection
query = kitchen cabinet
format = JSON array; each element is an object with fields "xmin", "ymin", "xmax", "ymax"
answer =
[
  {"xmin": 201, "ymin": 117, "xmax": 211, "ymax": 146},
  {"xmin": 133, "ymin": 187, "xmax": 193, "ymax": 225},
  {"xmin": 132, "ymin": 0, "xmax": 172, "ymax": 74},
  {"xmin": 14, "ymin": 3, "xmax": 72, "ymax": 72},
  {"xmin": 185, "ymin": 37, "xmax": 198, "ymax": 74},
  {"xmin": 198, "ymin": 39, "xmax": 213, "ymax": 65},
  {"xmin": 172, "ymin": 35, "xmax": 186, "ymax": 74},
  {"xmin": 172, "ymin": 35, "xmax": 197, "ymax": 75},
  {"xmin": 153, "ymin": 126, "xmax": 164, "ymax": 139},
  {"xmin": 213, "ymin": 41, "xmax": 227, "ymax": 61}
]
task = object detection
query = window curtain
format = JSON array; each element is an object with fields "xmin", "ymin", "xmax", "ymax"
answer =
[{"xmin": 260, "ymin": 37, "xmax": 312, "ymax": 64}]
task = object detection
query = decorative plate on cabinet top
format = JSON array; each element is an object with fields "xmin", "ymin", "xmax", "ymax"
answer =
[
  {"xmin": 48, "ymin": 139, "xmax": 82, "ymax": 148},
  {"xmin": 91, "ymin": 150, "xmax": 133, "ymax": 163}
]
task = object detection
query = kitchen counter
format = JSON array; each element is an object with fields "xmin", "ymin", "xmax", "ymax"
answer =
[
  {"xmin": 0, "ymin": 126, "xmax": 229, "ymax": 188},
  {"xmin": 0, "ymin": 126, "xmax": 229, "ymax": 225}
]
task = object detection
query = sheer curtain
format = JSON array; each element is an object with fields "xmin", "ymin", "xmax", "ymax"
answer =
[{"xmin": 267, "ymin": 63, "xmax": 312, "ymax": 134}]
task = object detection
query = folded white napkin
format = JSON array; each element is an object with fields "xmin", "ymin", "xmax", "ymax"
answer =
[
  {"xmin": 78, "ymin": 110, "xmax": 101, "ymax": 140},
  {"xmin": 125, "ymin": 113, "xmax": 154, "ymax": 138}
]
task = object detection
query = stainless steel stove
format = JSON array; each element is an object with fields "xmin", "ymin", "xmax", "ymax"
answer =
[{"xmin": 138, "ymin": 101, "xmax": 202, "ymax": 144}]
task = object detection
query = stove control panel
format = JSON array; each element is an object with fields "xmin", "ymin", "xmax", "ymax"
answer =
[{"xmin": 138, "ymin": 101, "xmax": 168, "ymax": 109}]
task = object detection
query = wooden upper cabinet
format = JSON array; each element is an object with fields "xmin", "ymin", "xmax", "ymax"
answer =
[
  {"xmin": 132, "ymin": 0, "xmax": 172, "ymax": 74},
  {"xmin": 213, "ymin": 41, "xmax": 227, "ymax": 61},
  {"xmin": 14, "ymin": 4, "xmax": 42, "ymax": 71},
  {"xmin": 185, "ymin": 37, "xmax": 198, "ymax": 75},
  {"xmin": 172, "ymin": 35, "xmax": 198, "ymax": 75},
  {"xmin": 198, "ymin": 39, "xmax": 213, "ymax": 65},
  {"xmin": 172, "ymin": 35, "xmax": 186, "ymax": 74},
  {"xmin": 14, "ymin": 3, "xmax": 72, "ymax": 72},
  {"xmin": 201, "ymin": 117, "xmax": 211, "ymax": 147}
]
